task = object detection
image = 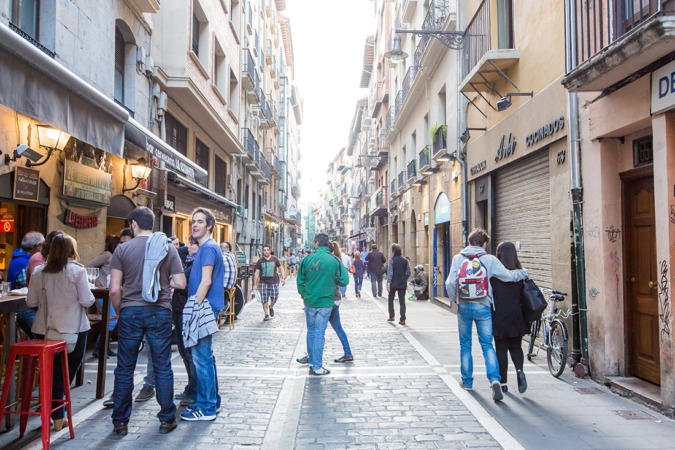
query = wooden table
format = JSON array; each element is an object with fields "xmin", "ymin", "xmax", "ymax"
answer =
[{"xmin": 0, "ymin": 294, "xmax": 28, "ymax": 430}]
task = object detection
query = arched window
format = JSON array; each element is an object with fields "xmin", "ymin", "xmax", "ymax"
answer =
[{"xmin": 114, "ymin": 27, "xmax": 125, "ymax": 104}]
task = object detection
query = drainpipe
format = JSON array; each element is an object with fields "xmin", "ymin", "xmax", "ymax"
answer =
[
  {"xmin": 456, "ymin": 1, "xmax": 468, "ymax": 247},
  {"xmin": 565, "ymin": 0, "xmax": 590, "ymax": 377}
]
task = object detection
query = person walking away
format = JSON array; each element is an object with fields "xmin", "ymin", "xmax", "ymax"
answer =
[
  {"xmin": 445, "ymin": 228, "xmax": 528, "ymax": 402},
  {"xmin": 109, "ymin": 207, "xmax": 185, "ymax": 435},
  {"xmin": 12, "ymin": 231, "xmax": 44, "ymax": 337},
  {"xmin": 180, "ymin": 208, "xmax": 225, "ymax": 422},
  {"xmin": 26, "ymin": 233, "xmax": 95, "ymax": 431},
  {"xmin": 253, "ymin": 244, "xmax": 286, "ymax": 321},
  {"xmin": 288, "ymin": 252, "xmax": 298, "ymax": 277},
  {"xmin": 365, "ymin": 244, "xmax": 386, "ymax": 298},
  {"xmin": 351, "ymin": 251, "xmax": 366, "ymax": 298},
  {"xmin": 297, "ymin": 233, "xmax": 349, "ymax": 375},
  {"xmin": 491, "ymin": 241, "xmax": 529, "ymax": 394},
  {"xmin": 411, "ymin": 265, "xmax": 429, "ymax": 300},
  {"xmin": 332, "ymin": 242, "xmax": 350, "ymax": 298},
  {"xmin": 386, "ymin": 244, "xmax": 410, "ymax": 325}
]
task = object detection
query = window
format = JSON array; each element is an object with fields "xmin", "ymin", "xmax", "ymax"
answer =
[
  {"xmin": 191, "ymin": 14, "xmax": 200, "ymax": 56},
  {"xmin": 229, "ymin": 69, "xmax": 239, "ymax": 115},
  {"xmin": 215, "ymin": 155, "xmax": 228, "ymax": 196},
  {"xmin": 11, "ymin": 0, "xmax": 39, "ymax": 39},
  {"xmin": 497, "ymin": 0, "xmax": 514, "ymax": 49},
  {"xmin": 195, "ymin": 138, "xmax": 210, "ymax": 185},
  {"xmin": 114, "ymin": 28, "xmax": 125, "ymax": 104},
  {"xmin": 213, "ymin": 39, "xmax": 227, "ymax": 99},
  {"xmin": 166, "ymin": 113, "xmax": 188, "ymax": 156},
  {"xmin": 191, "ymin": 1, "xmax": 209, "ymax": 68}
]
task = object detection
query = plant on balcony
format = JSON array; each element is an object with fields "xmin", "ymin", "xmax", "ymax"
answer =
[{"xmin": 428, "ymin": 123, "xmax": 447, "ymax": 145}]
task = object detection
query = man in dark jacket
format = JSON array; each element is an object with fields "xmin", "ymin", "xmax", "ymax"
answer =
[
  {"xmin": 386, "ymin": 244, "xmax": 410, "ymax": 325},
  {"xmin": 365, "ymin": 244, "xmax": 386, "ymax": 298}
]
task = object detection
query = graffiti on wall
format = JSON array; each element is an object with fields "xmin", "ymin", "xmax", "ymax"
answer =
[
  {"xmin": 658, "ymin": 260, "xmax": 671, "ymax": 342},
  {"xmin": 605, "ymin": 226, "xmax": 621, "ymax": 243},
  {"xmin": 588, "ymin": 287, "xmax": 599, "ymax": 300},
  {"xmin": 670, "ymin": 204, "xmax": 675, "ymax": 224}
]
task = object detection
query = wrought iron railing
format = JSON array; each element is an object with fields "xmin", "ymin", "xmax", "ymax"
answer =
[
  {"xmin": 259, "ymin": 155, "xmax": 271, "ymax": 180},
  {"xmin": 390, "ymin": 179, "xmax": 397, "ymax": 195},
  {"xmin": 8, "ymin": 22, "xmax": 55, "ymax": 58},
  {"xmin": 461, "ymin": 0, "xmax": 490, "ymax": 81},
  {"xmin": 407, "ymin": 160, "xmax": 417, "ymax": 180},
  {"xmin": 394, "ymin": 90, "xmax": 403, "ymax": 122},
  {"xmin": 397, "ymin": 171, "xmax": 405, "ymax": 189},
  {"xmin": 401, "ymin": 65, "xmax": 417, "ymax": 109},
  {"xmin": 242, "ymin": 128, "xmax": 259, "ymax": 158},
  {"xmin": 419, "ymin": 145, "xmax": 430, "ymax": 168},
  {"xmin": 432, "ymin": 126, "xmax": 447, "ymax": 155},
  {"xmin": 378, "ymin": 128, "xmax": 389, "ymax": 152},
  {"xmin": 243, "ymin": 49, "xmax": 259, "ymax": 90}
]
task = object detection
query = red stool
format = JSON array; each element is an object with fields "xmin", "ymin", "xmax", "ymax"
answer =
[{"xmin": 0, "ymin": 340, "xmax": 75, "ymax": 450}]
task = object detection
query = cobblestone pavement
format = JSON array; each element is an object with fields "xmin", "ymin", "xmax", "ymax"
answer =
[{"xmin": 6, "ymin": 277, "xmax": 505, "ymax": 449}]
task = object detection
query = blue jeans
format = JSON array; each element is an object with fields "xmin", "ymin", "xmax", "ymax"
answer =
[
  {"xmin": 329, "ymin": 305, "xmax": 352, "ymax": 357},
  {"xmin": 353, "ymin": 275, "xmax": 363, "ymax": 294},
  {"xmin": 112, "ymin": 306, "xmax": 176, "ymax": 425},
  {"xmin": 143, "ymin": 341, "xmax": 155, "ymax": 389},
  {"xmin": 369, "ymin": 272, "xmax": 383, "ymax": 296},
  {"xmin": 173, "ymin": 311, "xmax": 197, "ymax": 399},
  {"xmin": 457, "ymin": 302, "xmax": 501, "ymax": 387},
  {"xmin": 339, "ymin": 285, "xmax": 347, "ymax": 297},
  {"xmin": 16, "ymin": 308, "xmax": 37, "ymax": 338},
  {"xmin": 305, "ymin": 306, "xmax": 333, "ymax": 371},
  {"xmin": 189, "ymin": 309, "xmax": 221, "ymax": 415}
]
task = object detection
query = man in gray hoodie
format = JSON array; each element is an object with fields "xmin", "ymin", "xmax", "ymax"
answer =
[{"xmin": 445, "ymin": 228, "xmax": 528, "ymax": 402}]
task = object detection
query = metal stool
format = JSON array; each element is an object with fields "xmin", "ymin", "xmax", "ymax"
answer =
[{"xmin": 0, "ymin": 339, "xmax": 75, "ymax": 450}]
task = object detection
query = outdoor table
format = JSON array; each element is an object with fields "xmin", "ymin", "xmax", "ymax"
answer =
[
  {"xmin": 0, "ymin": 294, "xmax": 28, "ymax": 431},
  {"xmin": 90, "ymin": 288, "xmax": 111, "ymax": 399}
]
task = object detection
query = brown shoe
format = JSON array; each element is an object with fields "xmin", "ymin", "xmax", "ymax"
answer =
[
  {"xmin": 159, "ymin": 420, "xmax": 177, "ymax": 434},
  {"xmin": 399, "ymin": 320, "xmax": 406, "ymax": 325},
  {"xmin": 113, "ymin": 424, "xmax": 128, "ymax": 436},
  {"xmin": 387, "ymin": 317, "xmax": 395, "ymax": 322}
]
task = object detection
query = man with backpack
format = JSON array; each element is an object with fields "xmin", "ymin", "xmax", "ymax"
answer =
[{"xmin": 445, "ymin": 228, "xmax": 528, "ymax": 402}]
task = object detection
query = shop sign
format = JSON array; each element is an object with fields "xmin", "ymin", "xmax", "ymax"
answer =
[
  {"xmin": 63, "ymin": 209, "xmax": 99, "ymax": 229},
  {"xmin": 470, "ymin": 160, "xmax": 487, "ymax": 175},
  {"xmin": 525, "ymin": 116, "xmax": 565, "ymax": 147},
  {"xmin": 651, "ymin": 60, "xmax": 675, "ymax": 115},
  {"xmin": 0, "ymin": 218, "xmax": 15, "ymax": 232},
  {"xmin": 495, "ymin": 133, "xmax": 517, "ymax": 163},
  {"xmin": 63, "ymin": 160, "xmax": 112, "ymax": 205},
  {"xmin": 14, "ymin": 166, "xmax": 40, "ymax": 202},
  {"xmin": 235, "ymin": 251, "xmax": 247, "ymax": 264},
  {"xmin": 165, "ymin": 195, "xmax": 175, "ymax": 212},
  {"xmin": 434, "ymin": 192, "xmax": 451, "ymax": 225}
]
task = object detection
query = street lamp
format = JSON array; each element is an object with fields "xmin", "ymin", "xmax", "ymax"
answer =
[
  {"xmin": 497, "ymin": 92, "xmax": 534, "ymax": 111},
  {"xmin": 123, "ymin": 157, "xmax": 152, "ymax": 192},
  {"xmin": 384, "ymin": 30, "xmax": 463, "ymax": 64}
]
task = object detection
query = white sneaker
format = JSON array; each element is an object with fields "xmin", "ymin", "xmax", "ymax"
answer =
[{"xmin": 491, "ymin": 381, "xmax": 504, "ymax": 402}]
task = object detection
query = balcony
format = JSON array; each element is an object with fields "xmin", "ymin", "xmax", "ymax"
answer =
[
  {"xmin": 266, "ymin": 40, "xmax": 274, "ymax": 65},
  {"xmin": 369, "ymin": 81, "xmax": 385, "ymax": 118},
  {"xmin": 406, "ymin": 160, "xmax": 417, "ymax": 181},
  {"xmin": 129, "ymin": 0, "xmax": 160, "ymax": 13},
  {"xmin": 402, "ymin": 0, "xmax": 417, "ymax": 23},
  {"xmin": 397, "ymin": 171, "xmax": 405, "ymax": 193},
  {"xmin": 432, "ymin": 126, "xmax": 447, "ymax": 156},
  {"xmin": 460, "ymin": 0, "xmax": 520, "ymax": 93},
  {"xmin": 246, "ymin": 2, "xmax": 253, "ymax": 35},
  {"xmin": 370, "ymin": 186, "xmax": 388, "ymax": 217},
  {"xmin": 257, "ymin": 90, "xmax": 272, "ymax": 128},
  {"xmin": 563, "ymin": 0, "xmax": 675, "ymax": 92},
  {"xmin": 242, "ymin": 49, "xmax": 260, "ymax": 100},
  {"xmin": 377, "ymin": 128, "xmax": 389, "ymax": 158},
  {"xmin": 241, "ymin": 128, "xmax": 258, "ymax": 163},
  {"xmin": 390, "ymin": 179, "xmax": 397, "ymax": 198},
  {"xmin": 418, "ymin": 145, "xmax": 431, "ymax": 172},
  {"xmin": 270, "ymin": 57, "xmax": 277, "ymax": 78}
]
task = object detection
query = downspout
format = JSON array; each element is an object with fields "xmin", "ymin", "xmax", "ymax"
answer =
[
  {"xmin": 456, "ymin": 4, "xmax": 468, "ymax": 247},
  {"xmin": 565, "ymin": 0, "xmax": 590, "ymax": 377}
]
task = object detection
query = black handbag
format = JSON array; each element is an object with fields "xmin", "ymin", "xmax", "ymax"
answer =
[{"xmin": 521, "ymin": 279, "xmax": 547, "ymax": 322}]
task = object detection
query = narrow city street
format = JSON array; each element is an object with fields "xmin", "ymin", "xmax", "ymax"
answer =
[{"xmin": 5, "ymin": 278, "xmax": 674, "ymax": 450}]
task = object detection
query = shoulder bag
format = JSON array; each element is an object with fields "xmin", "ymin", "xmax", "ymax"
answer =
[
  {"xmin": 43, "ymin": 275, "xmax": 81, "ymax": 353},
  {"xmin": 520, "ymin": 278, "xmax": 547, "ymax": 323}
]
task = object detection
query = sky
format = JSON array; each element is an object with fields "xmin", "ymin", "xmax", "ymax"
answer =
[{"xmin": 285, "ymin": 0, "xmax": 375, "ymax": 205}]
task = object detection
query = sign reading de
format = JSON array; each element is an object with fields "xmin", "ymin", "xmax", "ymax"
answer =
[
  {"xmin": 14, "ymin": 166, "xmax": 40, "ymax": 202},
  {"xmin": 651, "ymin": 60, "xmax": 675, "ymax": 114},
  {"xmin": 63, "ymin": 160, "xmax": 113, "ymax": 205}
]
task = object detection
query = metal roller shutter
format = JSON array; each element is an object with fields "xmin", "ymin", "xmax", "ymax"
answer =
[{"xmin": 494, "ymin": 151, "xmax": 552, "ymax": 290}]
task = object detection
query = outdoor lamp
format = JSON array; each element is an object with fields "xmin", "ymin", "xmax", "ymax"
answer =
[
  {"xmin": 497, "ymin": 92, "xmax": 533, "ymax": 112},
  {"xmin": 123, "ymin": 157, "xmax": 152, "ymax": 192},
  {"xmin": 19, "ymin": 125, "xmax": 72, "ymax": 167},
  {"xmin": 420, "ymin": 166, "xmax": 440, "ymax": 175},
  {"xmin": 437, "ymin": 151, "xmax": 456, "ymax": 162},
  {"xmin": 384, "ymin": 35, "xmax": 408, "ymax": 64}
]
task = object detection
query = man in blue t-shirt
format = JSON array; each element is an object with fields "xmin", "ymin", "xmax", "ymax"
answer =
[{"xmin": 181, "ymin": 207, "xmax": 225, "ymax": 422}]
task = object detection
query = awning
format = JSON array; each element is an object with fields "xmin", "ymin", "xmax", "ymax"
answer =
[
  {"xmin": 0, "ymin": 23, "xmax": 127, "ymax": 156},
  {"xmin": 125, "ymin": 119, "xmax": 208, "ymax": 185},
  {"xmin": 167, "ymin": 171, "xmax": 238, "ymax": 208}
]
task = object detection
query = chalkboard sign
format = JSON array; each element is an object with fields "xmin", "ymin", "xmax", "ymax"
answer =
[
  {"xmin": 14, "ymin": 166, "xmax": 40, "ymax": 202},
  {"xmin": 235, "ymin": 251, "xmax": 247, "ymax": 264}
]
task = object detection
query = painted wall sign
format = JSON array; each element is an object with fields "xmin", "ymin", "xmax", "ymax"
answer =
[
  {"xmin": 651, "ymin": 59, "xmax": 675, "ymax": 115},
  {"xmin": 63, "ymin": 159, "xmax": 112, "ymax": 205},
  {"xmin": 495, "ymin": 133, "xmax": 516, "ymax": 163},
  {"xmin": 13, "ymin": 166, "xmax": 40, "ymax": 202},
  {"xmin": 526, "ymin": 116, "xmax": 565, "ymax": 147},
  {"xmin": 470, "ymin": 160, "xmax": 487, "ymax": 175},
  {"xmin": 63, "ymin": 209, "xmax": 99, "ymax": 229}
]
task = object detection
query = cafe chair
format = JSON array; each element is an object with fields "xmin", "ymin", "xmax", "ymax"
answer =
[{"xmin": 0, "ymin": 339, "xmax": 75, "ymax": 450}]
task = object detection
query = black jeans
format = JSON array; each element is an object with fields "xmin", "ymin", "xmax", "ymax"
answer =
[
  {"xmin": 494, "ymin": 336, "xmax": 524, "ymax": 384},
  {"xmin": 36, "ymin": 331, "xmax": 87, "ymax": 420},
  {"xmin": 388, "ymin": 288, "xmax": 406, "ymax": 321}
]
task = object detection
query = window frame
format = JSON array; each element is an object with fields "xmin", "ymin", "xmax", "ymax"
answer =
[{"xmin": 165, "ymin": 112, "xmax": 188, "ymax": 156}]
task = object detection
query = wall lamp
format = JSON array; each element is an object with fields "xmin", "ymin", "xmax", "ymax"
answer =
[
  {"xmin": 5, "ymin": 125, "xmax": 71, "ymax": 167},
  {"xmin": 122, "ymin": 157, "xmax": 152, "ymax": 192},
  {"xmin": 412, "ymin": 178, "xmax": 427, "ymax": 187},
  {"xmin": 459, "ymin": 128, "xmax": 487, "ymax": 144},
  {"xmin": 436, "ymin": 151, "xmax": 457, "ymax": 162},
  {"xmin": 385, "ymin": 28, "xmax": 463, "ymax": 63},
  {"xmin": 497, "ymin": 92, "xmax": 533, "ymax": 112},
  {"xmin": 420, "ymin": 166, "xmax": 440, "ymax": 175}
]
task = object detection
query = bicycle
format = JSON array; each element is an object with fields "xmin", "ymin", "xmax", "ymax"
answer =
[{"xmin": 527, "ymin": 289, "xmax": 569, "ymax": 377}]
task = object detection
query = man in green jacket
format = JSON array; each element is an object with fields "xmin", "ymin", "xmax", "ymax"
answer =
[{"xmin": 297, "ymin": 233, "xmax": 349, "ymax": 375}]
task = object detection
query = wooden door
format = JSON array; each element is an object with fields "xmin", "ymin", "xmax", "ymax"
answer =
[{"xmin": 624, "ymin": 176, "xmax": 660, "ymax": 385}]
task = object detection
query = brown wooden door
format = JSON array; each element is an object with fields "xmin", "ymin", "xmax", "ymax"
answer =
[{"xmin": 624, "ymin": 176, "xmax": 660, "ymax": 385}]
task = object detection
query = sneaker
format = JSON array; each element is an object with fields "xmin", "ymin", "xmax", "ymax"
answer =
[
  {"xmin": 263, "ymin": 315, "xmax": 270, "ymax": 321},
  {"xmin": 159, "ymin": 420, "xmax": 177, "ymax": 434},
  {"xmin": 460, "ymin": 382, "xmax": 473, "ymax": 391},
  {"xmin": 102, "ymin": 396, "xmax": 114, "ymax": 408},
  {"xmin": 309, "ymin": 367, "xmax": 331, "ymax": 376},
  {"xmin": 270, "ymin": 307, "xmax": 275, "ymax": 317},
  {"xmin": 296, "ymin": 355, "xmax": 309, "ymax": 364},
  {"xmin": 185, "ymin": 403, "xmax": 222, "ymax": 414},
  {"xmin": 491, "ymin": 381, "xmax": 504, "ymax": 402},
  {"xmin": 334, "ymin": 355, "xmax": 353, "ymax": 363},
  {"xmin": 135, "ymin": 385, "xmax": 155, "ymax": 402},
  {"xmin": 517, "ymin": 370, "xmax": 528, "ymax": 393},
  {"xmin": 501, "ymin": 384, "xmax": 509, "ymax": 393},
  {"xmin": 180, "ymin": 408, "xmax": 216, "ymax": 421}
]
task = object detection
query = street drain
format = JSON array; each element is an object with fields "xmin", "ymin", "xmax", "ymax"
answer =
[{"xmin": 613, "ymin": 410, "xmax": 655, "ymax": 420}]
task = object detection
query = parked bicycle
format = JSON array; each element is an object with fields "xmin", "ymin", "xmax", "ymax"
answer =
[{"xmin": 527, "ymin": 289, "xmax": 569, "ymax": 377}]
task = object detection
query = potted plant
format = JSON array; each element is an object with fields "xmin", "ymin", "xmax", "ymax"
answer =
[{"xmin": 428, "ymin": 123, "xmax": 447, "ymax": 153}]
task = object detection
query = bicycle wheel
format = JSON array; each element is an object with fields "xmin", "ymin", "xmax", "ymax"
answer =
[
  {"xmin": 527, "ymin": 319, "xmax": 540, "ymax": 361},
  {"xmin": 547, "ymin": 320, "xmax": 568, "ymax": 377}
]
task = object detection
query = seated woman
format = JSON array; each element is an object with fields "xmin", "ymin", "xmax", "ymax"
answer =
[{"xmin": 27, "ymin": 233, "xmax": 95, "ymax": 431}]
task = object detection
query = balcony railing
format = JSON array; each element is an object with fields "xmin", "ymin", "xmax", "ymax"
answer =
[
  {"xmin": 461, "ymin": 0, "xmax": 490, "ymax": 81},
  {"xmin": 406, "ymin": 160, "xmax": 417, "ymax": 180},
  {"xmin": 432, "ymin": 126, "xmax": 447, "ymax": 155},
  {"xmin": 419, "ymin": 145, "xmax": 430, "ymax": 169},
  {"xmin": 8, "ymin": 22, "xmax": 55, "ymax": 58},
  {"xmin": 241, "ymin": 128, "xmax": 258, "ymax": 158},
  {"xmin": 400, "ymin": 65, "xmax": 417, "ymax": 111},
  {"xmin": 390, "ymin": 179, "xmax": 397, "ymax": 195},
  {"xmin": 397, "ymin": 171, "xmax": 405, "ymax": 190},
  {"xmin": 568, "ymin": 0, "xmax": 671, "ymax": 69},
  {"xmin": 260, "ymin": 155, "xmax": 271, "ymax": 181},
  {"xmin": 242, "ymin": 49, "xmax": 260, "ymax": 91},
  {"xmin": 394, "ymin": 90, "xmax": 403, "ymax": 122}
]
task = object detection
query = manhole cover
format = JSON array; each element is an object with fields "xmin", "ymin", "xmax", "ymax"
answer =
[
  {"xmin": 574, "ymin": 387, "xmax": 602, "ymax": 395},
  {"xmin": 613, "ymin": 410, "xmax": 655, "ymax": 420}
]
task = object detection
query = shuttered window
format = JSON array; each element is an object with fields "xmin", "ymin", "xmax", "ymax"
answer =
[
  {"xmin": 114, "ymin": 28, "xmax": 125, "ymax": 104},
  {"xmin": 195, "ymin": 138, "xmax": 210, "ymax": 186},
  {"xmin": 192, "ymin": 14, "xmax": 200, "ymax": 56},
  {"xmin": 494, "ymin": 151, "xmax": 552, "ymax": 289},
  {"xmin": 165, "ymin": 113, "xmax": 187, "ymax": 156},
  {"xmin": 215, "ymin": 156, "xmax": 227, "ymax": 196}
]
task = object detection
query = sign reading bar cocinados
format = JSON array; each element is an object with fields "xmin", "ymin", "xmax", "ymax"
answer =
[
  {"xmin": 525, "ymin": 116, "xmax": 565, "ymax": 147},
  {"xmin": 63, "ymin": 159, "xmax": 112, "ymax": 205}
]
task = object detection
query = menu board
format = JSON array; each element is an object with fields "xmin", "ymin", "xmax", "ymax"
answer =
[
  {"xmin": 13, "ymin": 166, "xmax": 40, "ymax": 202},
  {"xmin": 235, "ymin": 251, "xmax": 247, "ymax": 264}
]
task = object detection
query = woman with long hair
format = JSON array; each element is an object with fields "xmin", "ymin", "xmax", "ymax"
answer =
[
  {"xmin": 351, "ymin": 251, "xmax": 366, "ymax": 298},
  {"xmin": 332, "ymin": 242, "xmax": 351, "ymax": 298},
  {"xmin": 27, "ymin": 233, "xmax": 95, "ymax": 430},
  {"xmin": 491, "ymin": 241, "xmax": 529, "ymax": 394}
]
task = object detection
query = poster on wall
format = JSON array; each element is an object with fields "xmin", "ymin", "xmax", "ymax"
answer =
[
  {"xmin": 63, "ymin": 159, "xmax": 112, "ymax": 205},
  {"xmin": 13, "ymin": 166, "xmax": 40, "ymax": 202}
]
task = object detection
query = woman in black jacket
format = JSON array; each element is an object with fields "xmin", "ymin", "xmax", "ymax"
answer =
[{"xmin": 491, "ymin": 241, "xmax": 529, "ymax": 394}]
